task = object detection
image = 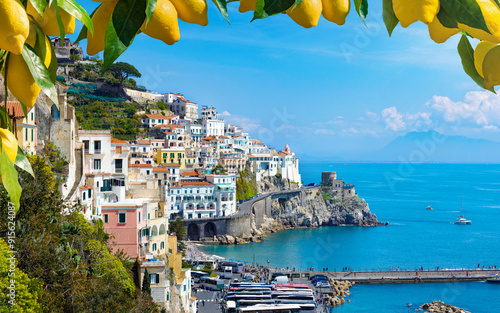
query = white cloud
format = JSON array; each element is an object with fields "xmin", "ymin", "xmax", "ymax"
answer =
[
  {"xmin": 220, "ymin": 110, "xmax": 231, "ymax": 116},
  {"xmin": 314, "ymin": 129, "xmax": 335, "ymax": 135},
  {"xmin": 429, "ymin": 91, "xmax": 500, "ymax": 126},
  {"xmin": 381, "ymin": 106, "xmax": 406, "ymax": 131},
  {"xmin": 223, "ymin": 114, "xmax": 262, "ymax": 132}
]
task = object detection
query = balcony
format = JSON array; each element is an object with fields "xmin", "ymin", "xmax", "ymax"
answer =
[
  {"xmin": 94, "ymin": 149, "xmax": 101, "ymax": 154},
  {"xmin": 100, "ymin": 186, "xmax": 112, "ymax": 192},
  {"xmin": 114, "ymin": 168, "xmax": 123, "ymax": 174}
]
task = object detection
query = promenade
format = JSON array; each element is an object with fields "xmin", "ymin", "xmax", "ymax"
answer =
[{"xmin": 270, "ymin": 268, "xmax": 500, "ymax": 284}]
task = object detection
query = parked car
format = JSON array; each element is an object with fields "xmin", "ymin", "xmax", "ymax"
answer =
[
  {"xmin": 315, "ymin": 281, "xmax": 331, "ymax": 288},
  {"xmin": 310, "ymin": 274, "xmax": 328, "ymax": 281}
]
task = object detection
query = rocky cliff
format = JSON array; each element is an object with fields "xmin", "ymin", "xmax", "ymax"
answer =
[{"xmin": 254, "ymin": 187, "xmax": 381, "ymax": 236}]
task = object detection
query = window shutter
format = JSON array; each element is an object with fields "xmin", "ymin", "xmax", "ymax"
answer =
[{"xmin": 156, "ymin": 274, "xmax": 160, "ymax": 284}]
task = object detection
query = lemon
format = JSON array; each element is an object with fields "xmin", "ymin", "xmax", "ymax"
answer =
[
  {"xmin": 428, "ymin": 15, "xmax": 459, "ymax": 44},
  {"xmin": 27, "ymin": 2, "xmax": 75, "ymax": 37},
  {"xmin": 87, "ymin": 1, "xmax": 118, "ymax": 56},
  {"xmin": 321, "ymin": 0, "xmax": 350, "ymax": 25},
  {"xmin": 26, "ymin": 22, "xmax": 37, "ymax": 48},
  {"xmin": 0, "ymin": 128, "xmax": 18, "ymax": 164},
  {"xmin": 239, "ymin": 0, "xmax": 257, "ymax": 13},
  {"xmin": 170, "ymin": 0, "xmax": 208, "ymax": 26},
  {"xmin": 458, "ymin": 0, "xmax": 500, "ymax": 44},
  {"xmin": 286, "ymin": 0, "xmax": 322, "ymax": 28},
  {"xmin": 482, "ymin": 45, "xmax": 500, "ymax": 89},
  {"xmin": 392, "ymin": 0, "xmax": 440, "ymax": 28},
  {"xmin": 0, "ymin": 0, "xmax": 29, "ymax": 55},
  {"xmin": 474, "ymin": 40, "xmax": 497, "ymax": 77},
  {"xmin": 6, "ymin": 54, "xmax": 41, "ymax": 108},
  {"xmin": 141, "ymin": 0, "xmax": 180, "ymax": 45}
]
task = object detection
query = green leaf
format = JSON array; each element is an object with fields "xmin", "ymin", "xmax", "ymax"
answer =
[
  {"xmin": 252, "ymin": 0, "xmax": 295, "ymax": 21},
  {"xmin": 28, "ymin": 0, "xmax": 49, "ymax": 16},
  {"xmin": 0, "ymin": 147, "xmax": 22, "ymax": 213},
  {"xmin": 52, "ymin": 0, "xmax": 67, "ymax": 44},
  {"xmin": 103, "ymin": 15, "xmax": 129, "ymax": 71},
  {"xmin": 75, "ymin": 5, "xmax": 99, "ymax": 43},
  {"xmin": 212, "ymin": 0, "xmax": 230, "ymax": 24},
  {"xmin": 15, "ymin": 147, "xmax": 34, "ymax": 178},
  {"xmin": 21, "ymin": 45, "xmax": 59, "ymax": 107},
  {"xmin": 57, "ymin": 0, "xmax": 95, "ymax": 35},
  {"xmin": 113, "ymin": 0, "xmax": 146, "ymax": 47},
  {"xmin": 457, "ymin": 34, "xmax": 495, "ymax": 93},
  {"xmin": 145, "ymin": 0, "xmax": 157, "ymax": 26},
  {"xmin": 436, "ymin": 4, "xmax": 458, "ymax": 29},
  {"xmin": 33, "ymin": 24, "xmax": 48, "ymax": 62},
  {"xmin": 354, "ymin": 0, "xmax": 368, "ymax": 24},
  {"xmin": 440, "ymin": 0, "xmax": 490, "ymax": 34},
  {"xmin": 382, "ymin": 0, "xmax": 398, "ymax": 37}
]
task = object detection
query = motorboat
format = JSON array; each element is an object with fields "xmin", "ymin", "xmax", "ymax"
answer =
[{"xmin": 426, "ymin": 206, "xmax": 433, "ymax": 210}]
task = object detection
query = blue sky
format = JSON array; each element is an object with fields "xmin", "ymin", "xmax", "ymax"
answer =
[{"xmin": 75, "ymin": 0, "xmax": 500, "ymax": 161}]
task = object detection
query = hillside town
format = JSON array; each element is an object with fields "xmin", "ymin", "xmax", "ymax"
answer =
[{"xmin": 1, "ymin": 40, "xmax": 302, "ymax": 312}]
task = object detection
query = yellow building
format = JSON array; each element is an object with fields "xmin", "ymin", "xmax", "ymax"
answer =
[
  {"xmin": 167, "ymin": 235, "xmax": 184, "ymax": 284},
  {"xmin": 3, "ymin": 101, "xmax": 37, "ymax": 156},
  {"xmin": 156, "ymin": 148, "xmax": 196, "ymax": 169}
]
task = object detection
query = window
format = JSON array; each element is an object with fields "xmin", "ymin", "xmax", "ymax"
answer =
[
  {"xmin": 152, "ymin": 243, "xmax": 157, "ymax": 251},
  {"xmin": 94, "ymin": 140, "xmax": 101, "ymax": 153},
  {"xmin": 94, "ymin": 159, "xmax": 101, "ymax": 170},
  {"xmin": 97, "ymin": 181, "xmax": 99, "ymax": 188},
  {"xmin": 138, "ymin": 212, "xmax": 141, "ymax": 222},
  {"xmin": 83, "ymin": 140, "xmax": 89, "ymax": 152},
  {"xmin": 88, "ymin": 189, "xmax": 92, "ymax": 198},
  {"xmin": 150, "ymin": 273, "xmax": 159, "ymax": 284},
  {"xmin": 148, "ymin": 213, "xmax": 150, "ymax": 220},
  {"xmin": 25, "ymin": 129, "xmax": 28, "ymax": 141},
  {"xmin": 31, "ymin": 129, "xmax": 33, "ymax": 141},
  {"xmin": 118, "ymin": 212, "xmax": 126, "ymax": 224},
  {"xmin": 104, "ymin": 214, "xmax": 108, "ymax": 223},
  {"xmin": 83, "ymin": 192, "xmax": 86, "ymax": 200},
  {"xmin": 31, "ymin": 112, "xmax": 33, "ymax": 121},
  {"xmin": 160, "ymin": 241, "xmax": 164, "ymax": 249}
]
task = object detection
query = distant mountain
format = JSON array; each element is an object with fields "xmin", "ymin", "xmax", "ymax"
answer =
[{"xmin": 368, "ymin": 131, "xmax": 500, "ymax": 163}]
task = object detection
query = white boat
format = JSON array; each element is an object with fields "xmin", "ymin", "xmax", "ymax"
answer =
[{"xmin": 454, "ymin": 198, "xmax": 471, "ymax": 225}]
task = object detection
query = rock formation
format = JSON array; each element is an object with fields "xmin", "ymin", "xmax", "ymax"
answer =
[{"xmin": 420, "ymin": 301, "xmax": 470, "ymax": 313}]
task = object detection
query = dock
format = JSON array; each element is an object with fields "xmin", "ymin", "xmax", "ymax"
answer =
[{"xmin": 269, "ymin": 269, "xmax": 500, "ymax": 284}]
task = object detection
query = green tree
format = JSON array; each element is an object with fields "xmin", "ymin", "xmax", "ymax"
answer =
[
  {"xmin": 141, "ymin": 268, "xmax": 151, "ymax": 297},
  {"xmin": 107, "ymin": 62, "xmax": 142, "ymax": 87},
  {"xmin": 169, "ymin": 218, "xmax": 187, "ymax": 254},
  {"xmin": 157, "ymin": 101, "xmax": 167, "ymax": 110}
]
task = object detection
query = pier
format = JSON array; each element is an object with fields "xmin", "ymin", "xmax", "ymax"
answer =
[{"xmin": 269, "ymin": 269, "xmax": 500, "ymax": 284}]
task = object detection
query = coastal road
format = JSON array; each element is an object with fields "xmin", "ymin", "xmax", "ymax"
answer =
[
  {"xmin": 194, "ymin": 289, "xmax": 222, "ymax": 313},
  {"xmin": 235, "ymin": 186, "xmax": 318, "ymax": 218}
]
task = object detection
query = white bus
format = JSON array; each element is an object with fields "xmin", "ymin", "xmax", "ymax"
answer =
[
  {"xmin": 224, "ymin": 266, "xmax": 233, "ymax": 279},
  {"xmin": 200, "ymin": 277, "xmax": 225, "ymax": 291}
]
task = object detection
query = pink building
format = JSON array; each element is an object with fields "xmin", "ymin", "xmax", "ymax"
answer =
[{"xmin": 102, "ymin": 200, "xmax": 148, "ymax": 258}]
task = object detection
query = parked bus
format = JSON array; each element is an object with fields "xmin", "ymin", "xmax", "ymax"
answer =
[
  {"xmin": 191, "ymin": 271, "xmax": 210, "ymax": 283},
  {"xmin": 220, "ymin": 261, "xmax": 244, "ymax": 273},
  {"xmin": 236, "ymin": 304, "xmax": 302, "ymax": 313},
  {"xmin": 200, "ymin": 277, "xmax": 225, "ymax": 291},
  {"xmin": 224, "ymin": 266, "xmax": 233, "ymax": 279}
]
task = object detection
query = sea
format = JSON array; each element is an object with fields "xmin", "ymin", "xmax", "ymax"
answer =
[{"xmin": 199, "ymin": 163, "xmax": 500, "ymax": 312}]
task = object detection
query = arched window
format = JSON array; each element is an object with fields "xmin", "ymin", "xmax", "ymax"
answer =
[{"xmin": 160, "ymin": 241, "xmax": 165, "ymax": 250}]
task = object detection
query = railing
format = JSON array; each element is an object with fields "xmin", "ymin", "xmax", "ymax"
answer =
[
  {"xmin": 114, "ymin": 168, "xmax": 123, "ymax": 174},
  {"xmin": 94, "ymin": 149, "xmax": 101, "ymax": 154},
  {"xmin": 100, "ymin": 186, "xmax": 112, "ymax": 192},
  {"xmin": 343, "ymin": 184, "xmax": 355, "ymax": 189}
]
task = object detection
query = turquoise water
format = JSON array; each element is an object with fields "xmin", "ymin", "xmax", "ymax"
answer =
[{"xmin": 200, "ymin": 163, "xmax": 500, "ymax": 312}]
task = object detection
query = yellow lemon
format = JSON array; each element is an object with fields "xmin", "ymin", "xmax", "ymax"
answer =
[
  {"xmin": 170, "ymin": 0, "xmax": 208, "ymax": 26},
  {"xmin": 0, "ymin": 128, "xmax": 18, "ymax": 164},
  {"xmin": 482, "ymin": 45, "xmax": 500, "ymax": 89},
  {"xmin": 26, "ymin": 22, "xmax": 37, "ymax": 48},
  {"xmin": 428, "ymin": 15, "xmax": 459, "ymax": 44},
  {"xmin": 286, "ymin": 0, "xmax": 322, "ymax": 28},
  {"xmin": 458, "ymin": 0, "xmax": 500, "ymax": 44},
  {"xmin": 87, "ymin": 1, "xmax": 118, "ymax": 56},
  {"xmin": 322, "ymin": 0, "xmax": 350, "ymax": 25},
  {"xmin": 27, "ymin": 2, "xmax": 75, "ymax": 37},
  {"xmin": 141, "ymin": 0, "xmax": 180, "ymax": 45},
  {"xmin": 239, "ymin": 0, "xmax": 257, "ymax": 13},
  {"xmin": 392, "ymin": 0, "xmax": 440, "ymax": 28},
  {"xmin": 0, "ymin": 0, "xmax": 29, "ymax": 55},
  {"xmin": 6, "ymin": 54, "xmax": 41, "ymax": 108},
  {"xmin": 474, "ymin": 40, "xmax": 497, "ymax": 77}
]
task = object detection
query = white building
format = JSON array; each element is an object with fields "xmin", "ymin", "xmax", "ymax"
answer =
[
  {"xmin": 202, "ymin": 119, "xmax": 225, "ymax": 137},
  {"xmin": 142, "ymin": 114, "xmax": 170, "ymax": 128},
  {"xmin": 206, "ymin": 174, "xmax": 237, "ymax": 217},
  {"xmin": 167, "ymin": 181, "xmax": 216, "ymax": 220}
]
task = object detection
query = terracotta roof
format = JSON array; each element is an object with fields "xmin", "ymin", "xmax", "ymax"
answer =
[
  {"xmin": 166, "ymin": 115, "xmax": 179, "ymax": 119},
  {"xmin": 129, "ymin": 163, "xmax": 153, "ymax": 168},
  {"xmin": 271, "ymin": 150, "xmax": 279, "ymax": 155},
  {"xmin": 80, "ymin": 185, "xmax": 92, "ymax": 190},
  {"xmin": 167, "ymin": 124, "xmax": 183, "ymax": 128},
  {"xmin": 144, "ymin": 114, "xmax": 168, "ymax": 119},
  {"xmin": 180, "ymin": 181, "xmax": 213, "ymax": 186},
  {"xmin": 1, "ymin": 101, "xmax": 26, "ymax": 119},
  {"xmin": 247, "ymin": 154, "xmax": 256, "ymax": 158},
  {"xmin": 137, "ymin": 139, "xmax": 150, "ymax": 145},
  {"xmin": 161, "ymin": 163, "xmax": 180, "ymax": 167},
  {"xmin": 250, "ymin": 139, "xmax": 263, "ymax": 144},
  {"xmin": 203, "ymin": 136, "xmax": 217, "ymax": 141},
  {"xmin": 279, "ymin": 150, "xmax": 292, "ymax": 155},
  {"xmin": 153, "ymin": 167, "xmax": 169, "ymax": 172},
  {"xmin": 151, "ymin": 124, "xmax": 170, "ymax": 129},
  {"xmin": 182, "ymin": 172, "xmax": 198, "ymax": 176},
  {"xmin": 220, "ymin": 136, "xmax": 229, "ymax": 139},
  {"xmin": 164, "ymin": 132, "xmax": 176, "ymax": 135},
  {"xmin": 111, "ymin": 138, "xmax": 128, "ymax": 144}
]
